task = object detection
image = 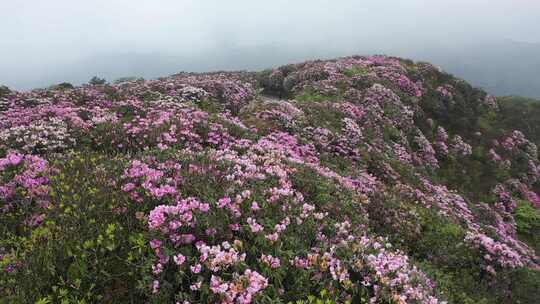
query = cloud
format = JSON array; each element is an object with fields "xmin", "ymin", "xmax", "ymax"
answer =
[{"xmin": 0, "ymin": 0, "xmax": 539, "ymax": 89}]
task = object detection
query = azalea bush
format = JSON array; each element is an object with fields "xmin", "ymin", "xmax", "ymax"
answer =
[{"xmin": 1, "ymin": 55, "xmax": 539, "ymax": 303}]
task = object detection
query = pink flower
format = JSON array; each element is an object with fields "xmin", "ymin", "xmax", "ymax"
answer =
[
  {"xmin": 152, "ymin": 280, "xmax": 160, "ymax": 294},
  {"xmin": 199, "ymin": 203, "xmax": 210, "ymax": 213},
  {"xmin": 152, "ymin": 263, "xmax": 163, "ymax": 275},
  {"xmin": 205, "ymin": 228, "xmax": 217, "ymax": 236},
  {"xmin": 260, "ymin": 254, "xmax": 281, "ymax": 269},
  {"xmin": 121, "ymin": 183, "xmax": 136, "ymax": 192},
  {"xmin": 265, "ymin": 233, "xmax": 279, "ymax": 242},
  {"xmin": 217, "ymin": 197, "xmax": 231, "ymax": 208},
  {"xmin": 149, "ymin": 239, "xmax": 162, "ymax": 249},
  {"xmin": 247, "ymin": 217, "xmax": 263, "ymax": 233},
  {"xmin": 7, "ymin": 153, "xmax": 23, "ymax": 166},
  {"xmin": 190, "ymin": 281, "xmax": 202, "ymax": 290},
  {"xmin": 190, "ymin": 263, "xmax": 202, "ymax": 274},
  {"xmin": 173, "ymin": 253, "xmax": 186, "ymax": 266},
  {"xmin": 210, "ymin": 275, "xmax": 229, "ymax": 293}
]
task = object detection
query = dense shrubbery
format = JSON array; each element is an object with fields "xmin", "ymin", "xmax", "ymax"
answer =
[
  {"xmin": 0, "ymin": 85, "xmax": 10, "ymax": 97},
  {"xmin": 89, "ymin": 76, "xmax": 107, "ymax": 86},
  {"xmin": 1, "ymin": 55, "xmax": 539, "ymax": 303}
]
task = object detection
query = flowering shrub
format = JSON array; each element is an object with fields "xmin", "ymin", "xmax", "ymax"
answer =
[
  {"xmin": 1, "ymin": 55, "xmax": 539, "ymax": 304},
  {"xmin": 0, "ymin": 152, "xmax": 52, "ymax": 229}
]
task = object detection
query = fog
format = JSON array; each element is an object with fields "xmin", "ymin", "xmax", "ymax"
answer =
[{"xmin": 1, "ymin": 0, "xmax": 540, "ymax": 97}]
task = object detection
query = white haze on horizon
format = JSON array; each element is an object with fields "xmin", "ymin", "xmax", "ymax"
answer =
[{"xmin": 1, "ymin": 0, "xmax": 539, "ymax": 91}]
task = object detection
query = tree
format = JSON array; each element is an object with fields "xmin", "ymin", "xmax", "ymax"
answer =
[
  {"xmin": 89, "ymin": 76, "xmax": 107, "ymax": 85},
  {"xmin": 0, "ymin": 85, "xmax": 10, "ymax": 97},
  {"xmin": 54, "ymin": 82, "xmax": 75, "ymax": 90}
]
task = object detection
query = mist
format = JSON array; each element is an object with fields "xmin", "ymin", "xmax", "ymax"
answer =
[{"xmin": 1, "ymin": 0, "xmax": 540, "ymax": 97}]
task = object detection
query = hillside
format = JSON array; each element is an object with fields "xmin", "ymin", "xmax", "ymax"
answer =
[{"xmin": 1, "ymin": 55, "xmax": 539, "ymax": 304}]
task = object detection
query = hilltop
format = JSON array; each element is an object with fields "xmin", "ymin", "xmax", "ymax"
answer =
[{"xmin": 1, "ymin": 55, "xmax": 539, "ymax": 303}]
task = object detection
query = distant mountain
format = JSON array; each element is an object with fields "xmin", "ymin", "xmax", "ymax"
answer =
[
  {"xmin": 411, "ymin": 39, "xmax": 540, "ymax": 98},
  {"xmin": 1, "ymin": 40, "xmax": 539, "ymax": 99}
]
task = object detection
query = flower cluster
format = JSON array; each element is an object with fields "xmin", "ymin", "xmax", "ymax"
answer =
[
  {"xmin": 450, "ymin": 135, "xmax": 472, "ymax": 157},
  {"xmin": 198, "ymin": 242, "xmax": 247, "ymax": 272},
  {"xmin": 210, "ymin": 269, "xmax": 268, "ymax": 303},
  {"xmin": 122, "ymin": 159, "xmax": 182, "ymax": 202},
  {"xmin": 0, "ymin": 152, "xmax": 52, "ymax": 227},
  {"xmin": 413, "ymin": 132, "xmax": 438, "ymax": 168},
  {"xmin": 350, "ymin": 236, "xmax": 440, "ymax": 304},
  {"xmin": 436, "ymin": 84, "xmax": 454, "ymax": 99}
]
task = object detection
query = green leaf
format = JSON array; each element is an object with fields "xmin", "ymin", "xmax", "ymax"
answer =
[{"xmin": 35, "ymin": 298, "xmax": 52, "ymax": 304}]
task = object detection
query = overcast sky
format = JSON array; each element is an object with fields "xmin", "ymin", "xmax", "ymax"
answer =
[{"xmin": 1, "ymin": 0, "xmax": 539, "ymax": 90}]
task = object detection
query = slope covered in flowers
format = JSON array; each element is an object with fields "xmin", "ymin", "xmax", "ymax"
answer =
[{"xmin": 1, "ymin": 56, "xmax": 539, "ymax": 304}]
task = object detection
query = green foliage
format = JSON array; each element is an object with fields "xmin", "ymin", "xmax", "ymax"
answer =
[
  {"xmin": 114, "ymin": 76, "xmax": 144, "ymax": 84},
  {"xmin": 290, "ymin": 165, "xmax": 360, "ymax": 226},
  {"xmin": 497, "ymin": 96, "xmax": 540, "ymax": 145},
  {"xmin": 509, "ymin": 268, "xmax": 540, "ymax": 304},
  {"xmin": 297, "ymin": 102, "xmax": 346, "ymax": 133},
  {"xmin": 419, "ymin": 262, "xmax": 492, "ymax": 304},
  {"xmin": 288, "ymin": 289, "xmax": 350, "ymax": 304},
  {"xmin": 396, "ymin": 209, "xmax": 500, "ymax": 304},
  {"xmin": 515, "ymin": 200, "xmax": 540, "ymax": 251},
  {"xmin": 319, "ymin": 154, "xmax": 358, "ymax": 177},
  {"xmin": 0, "ymin": 85, "xmax": 11, "ymax": 97},
  {"xmin": 1, "ymin": 152, "xmax": 150, "ymax": 303},
  {"xmin": 295, "ymin": 88, "xmax": 330, "ymax": 103},
  {"xmin": 343, "ymin": 66, "xmax": 369, "ymax": 78},
  {"xmin": 53, "ymin": 82, "xmax": 75, "ymax": 90},
  {"xmin": 413, "ymin": 209, "xmax": 472, "ymax": 262},
  {"xmin": 197, "ymin": 98, "xmax": 226, "ymax": 114},
  {"xmin": 515, "ymin": 200, "xmax": 540, "ymax": 234},
  {"xmin": 294, "ymin": 86, "xmax": 345, "ymax": 103},
  {"xmin": 256, "ymin": 69, "xmax": 288, "ymax": 98}
]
